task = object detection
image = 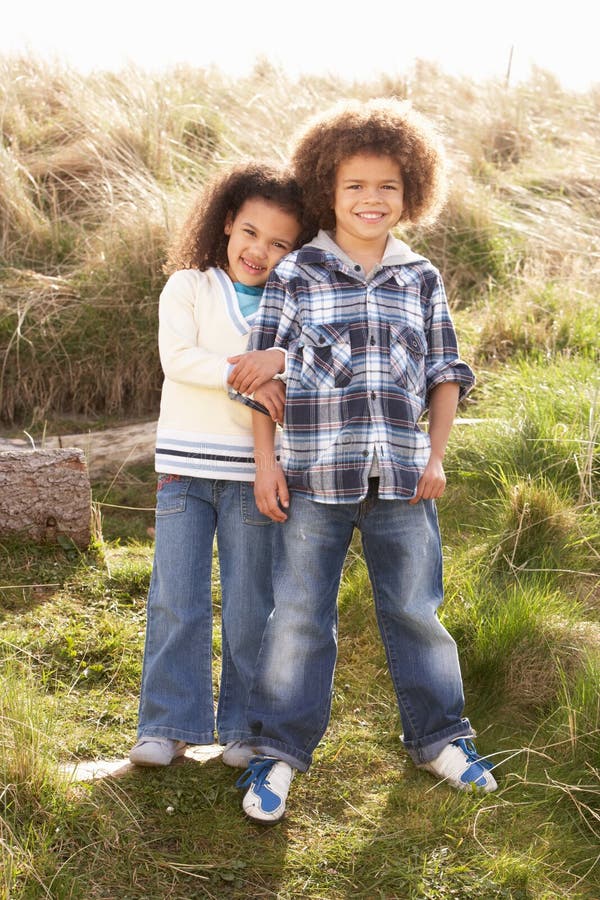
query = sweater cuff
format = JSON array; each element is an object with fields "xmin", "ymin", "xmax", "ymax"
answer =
[{"xmin": 223, "ymin": 362, "xmax": 235, "ymax": 391}]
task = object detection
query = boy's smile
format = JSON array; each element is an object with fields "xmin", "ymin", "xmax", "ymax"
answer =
[
  {"xmin": 332, "ymin": 153, "xmax": 404, "ymax": 264},
  {"xmin": 224, "ymin": 197, "xmax": 300, "ymax": 286}
]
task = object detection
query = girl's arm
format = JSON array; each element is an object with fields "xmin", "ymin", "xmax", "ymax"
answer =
[
  {"xmin": 252, "ymin": 411, "xmax": 289, "ymax": 522},
  {"xmin": 410, "ymin": 381, "xmax": 459, "ymax": 505},
  {"xmin": 158, "ymin": 271, "xmax": 236, "ymax": 390}
]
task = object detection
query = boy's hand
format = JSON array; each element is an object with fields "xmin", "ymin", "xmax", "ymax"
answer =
[
  {"xmin": 228, "ymin": 349, "xmax": 285, "ymax": 394},
  {"xmin": 409, "ymin": 452, "xmax": 446, "ymax": 504},
  {"xmin": 254, "ymin": 464, "xmax": 289, "ymax": 522},
  {"xmin": 253, "ymin": 381, "xmax": 286, "ymax": 425}
]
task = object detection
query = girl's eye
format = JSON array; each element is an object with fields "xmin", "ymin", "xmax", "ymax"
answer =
[
  {"xmin": 243, "ymin": 227, "xmax": 256, "ymax": 236},
  {"xmin": 273, "ymin": 242, "xmax": 287, "ymax": 250}
]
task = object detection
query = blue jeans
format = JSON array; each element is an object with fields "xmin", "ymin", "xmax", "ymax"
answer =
[
  {"xmin": 137, "ymin": 475, "xmax": 274, "ymax": 745},
  {"xmin": 246, "ymin": 485, "xmax": 472, "ymax": 770}
]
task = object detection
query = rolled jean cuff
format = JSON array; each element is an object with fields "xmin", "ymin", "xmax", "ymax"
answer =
[
  {"xmin": 248, "ymin": 738, "xmax": 310, "ymax": 772},
  {"xmin": 402, "ymin": 718, "xmax": 474, "ymax": 765}
]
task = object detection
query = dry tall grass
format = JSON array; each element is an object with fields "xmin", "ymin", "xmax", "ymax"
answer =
[{"xmin": 1, "ymin": 54, "xmax": 599, "ymax": 426}]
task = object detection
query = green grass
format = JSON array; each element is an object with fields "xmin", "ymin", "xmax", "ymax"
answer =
[
  {"xmin": 1, "ymin": 52, "xmax": 599, "ymax": 899},
  {"xmin": 1, "ymin": 437, "xmax": 598, "ymax": 897}
]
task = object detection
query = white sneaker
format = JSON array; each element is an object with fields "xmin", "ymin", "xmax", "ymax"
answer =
[
  {"xmin": 221, "ymin": 740, "xmax": 257, "ymax": 768},
  {"xmin": 129, "ymin": 737, "xmax": 187, "ymax": 766},
  {"xmin": 236, "ymin": 757, "xmax": 294, "ymax": 823},
  {"xmin": 420, "ymin": 738, "xmax": 497, "ymax": 792}
]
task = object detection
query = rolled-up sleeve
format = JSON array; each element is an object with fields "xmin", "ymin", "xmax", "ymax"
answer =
[{"xmin": 423, "ymin": 269, "xmax": 475, "ymax": 402}]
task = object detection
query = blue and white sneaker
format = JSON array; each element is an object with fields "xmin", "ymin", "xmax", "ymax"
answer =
[
  {"xmin": 235, "ymin": 756, "xmax": 294, "ymax": 822},
  {"xmin": 420, "ymin": 738, "xmax": 497, "ymax": 792}
]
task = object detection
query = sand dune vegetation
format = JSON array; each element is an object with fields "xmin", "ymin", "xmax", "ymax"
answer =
[{"xmin": 1, "ymin": 54, "xmax": 599, "ymax": 898}]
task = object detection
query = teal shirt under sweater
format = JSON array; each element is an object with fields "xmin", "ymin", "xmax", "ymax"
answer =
[{"xmin": 234, "ymin": 282, "xmax": 263, "ymax": 319}]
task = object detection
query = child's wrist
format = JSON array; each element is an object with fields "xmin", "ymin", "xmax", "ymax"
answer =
[{"xmin": 254, "ymin": 450, "xmax": 278, "ymax": 472}]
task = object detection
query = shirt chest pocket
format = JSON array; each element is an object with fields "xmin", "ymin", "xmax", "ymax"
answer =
[
  {"xmin": 298, "ymin": 323, "xmax": 353, "ymax": 390},
  {"xmin": 389, "ymin": 323, "xmax": 427, "ymax": 396}
]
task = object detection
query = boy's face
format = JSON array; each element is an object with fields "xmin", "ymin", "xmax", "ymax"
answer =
[
  {"xmin": 224, "ymin": 197, "xmax": 300, "ymax": 286},
  {"xmin": 333, "ymin": 153, "xmax": 404, "ymax": 252}
]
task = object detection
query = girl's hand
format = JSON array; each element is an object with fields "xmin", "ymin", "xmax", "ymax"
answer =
[
  {"xmin": 254, "ymin": 464, "xmax": 289, "ymax": 522},
  {"xmin": 409, "ymin": 453, "xmax": 446, "ymax": 504},
  {"xmin": 253, "ymin": 381, "xmax": 286, "ymax": 424},
  {"xmin": 228, "ymin": 349, "xmax": 285, "ymax": 394}
]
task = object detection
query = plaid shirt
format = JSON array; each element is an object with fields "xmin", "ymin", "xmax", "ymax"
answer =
[{"xmin": 244, "ymin": 230, "xmax": 475, "ymax": 503}]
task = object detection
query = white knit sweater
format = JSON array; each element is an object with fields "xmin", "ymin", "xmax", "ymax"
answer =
[{"xmin": 155, "ymin": 267, "xmax": 264, "ymax": 481}]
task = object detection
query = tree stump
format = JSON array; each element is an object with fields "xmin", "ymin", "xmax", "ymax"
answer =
[{"xmin": 0, "ymin": 448, "xmax": 91, "ymax": 548}]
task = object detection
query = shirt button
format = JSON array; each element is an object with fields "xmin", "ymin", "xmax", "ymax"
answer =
[
  {"xmin": 370, "ymin": 336, "xmax": 375, "ymax": 345},
  {"xmin": 354, "ymin": 264, "xmax": 361, "ymax": 272},
  {"xmin": 362, "ymin": 450, "xmax": 369, "ymax": 457},
  {"xmin": 371, "ymin": 391, "xmax": 376, "ymax": 400},
  {"xmin": 319, "ymin": 336, "xmax": 326, "ymax": 344}
]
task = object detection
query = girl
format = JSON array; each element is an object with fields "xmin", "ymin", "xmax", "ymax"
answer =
[{"xmin": 129, "ymin": 161, "xmax": 307, "ymax": 768}]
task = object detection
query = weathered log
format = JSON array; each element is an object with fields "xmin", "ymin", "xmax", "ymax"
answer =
[{"xmin": 0, "ymin": 448, "xmax": 91, "ymax": 548}]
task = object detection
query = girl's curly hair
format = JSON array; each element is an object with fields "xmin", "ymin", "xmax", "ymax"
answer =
[
  {"xmin": 166, "ymin": 160, "xmax": 310, "ymax": 273},
  {"xmin": 290, "ymin": 98, "xmax": 448, "ymax": 232}
]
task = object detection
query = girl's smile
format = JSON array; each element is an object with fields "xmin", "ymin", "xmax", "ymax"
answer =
[{"xmin": 224, "ymin": 197, "xmax": 301, "ymax": 286}]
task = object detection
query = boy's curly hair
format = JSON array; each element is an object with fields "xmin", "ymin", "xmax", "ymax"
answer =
[
  {"xmin": 166, "ymin": 160, "xmax": 309, "ymax": 273},
  {"xmin": 290, "ymin": 98, "xmax": 447, "ymax": 232}
]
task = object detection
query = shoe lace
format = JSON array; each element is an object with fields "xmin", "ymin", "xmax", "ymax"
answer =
[
  {"xmin": 235, "ymin": 756, "xmax": 277, "ymax": 791},
  {"xmin": 455, "ymin": 738, "xmax": 493, "ymax": 771}
]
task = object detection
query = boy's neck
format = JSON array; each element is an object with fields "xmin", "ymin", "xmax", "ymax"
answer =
[{"xmin": 332, "ymin": 230, "xmax": 388, "ymax": 272}]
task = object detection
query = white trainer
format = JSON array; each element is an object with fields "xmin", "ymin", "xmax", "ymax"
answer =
[
  {"xmin": 221, "ymin": 740, "xmax": 257, "ymax": 768},
  {"xmin": 129, "ymin": 737, "xmax": 187, "ymax": 767},
  {"xmin": 420, "ymin": 738, "xmax": 497, "ymax": 792},
  {"xmin": 236, "ymin": 757, "xmax": 294, "ymax": 822}
]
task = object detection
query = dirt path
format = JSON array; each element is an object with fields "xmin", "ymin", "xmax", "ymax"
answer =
[
  {"xmin": 61, "ymin": 744, "xmax": 223, "ymax": 782},
  {"xmin": 0, "ymin": 421, "xmax": 156, "ymax": 477}
]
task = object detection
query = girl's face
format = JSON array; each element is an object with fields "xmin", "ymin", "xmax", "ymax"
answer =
[
  {"xmin": 333, "ymin": 153, "xmax": 404, "ymax": 254},
  {"xmin": 224, "ymin": 197, "xmax": 301, "ymax": 286}
]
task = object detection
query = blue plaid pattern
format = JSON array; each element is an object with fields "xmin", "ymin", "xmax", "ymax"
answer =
[{"xmin": 243, "ymin": 234, "xmax": 475, "ymax": 503}]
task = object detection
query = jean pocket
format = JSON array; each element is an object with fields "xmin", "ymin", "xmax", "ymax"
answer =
[
  {"xmin": 155, "ymin": 474, "xmax": 192, "ymax": 516},
  {"xmin": 389, "ymin": 323, "xmax": 427, "ymax": 396},
  {"xmin": 240, "ymin": 482, "xmax": 273, "ymax": 526},
  {"xmin": 298, "ymin": 323, "xmax": 353, "ymax": 390}
]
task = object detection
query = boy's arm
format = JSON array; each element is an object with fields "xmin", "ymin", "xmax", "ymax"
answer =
[
  {"xmin": 253, "ymin": 410, "xmax": 289, "ymax": 521},
  {"xmin": 230, "ymin": 270, "xmax": 296, "ymax": 415},
  {"xmin": 410, "ymin": 382, "xmax": 459, "ymax": 505},
  {"xmin": 424, "ymin": 270, "xmax": 475, "ymax": 400}
]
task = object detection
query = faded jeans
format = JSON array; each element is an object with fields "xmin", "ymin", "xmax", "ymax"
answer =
[
  {"xmin": 137, "ymin": 475, "xmax": 274, "ymax": 745},
  {"xmin": 246, "ymin": 484, "xmax": 472, "ymax": 770}
]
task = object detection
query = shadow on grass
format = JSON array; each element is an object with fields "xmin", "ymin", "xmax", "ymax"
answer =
[{"xmin": 51, "ymin": 754, "xmax": 291, "ymax": 898}]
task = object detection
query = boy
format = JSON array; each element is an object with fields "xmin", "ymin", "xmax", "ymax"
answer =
[{"xmin": 230, "ymin": 99, "xmax": 497, "ymax": 823}]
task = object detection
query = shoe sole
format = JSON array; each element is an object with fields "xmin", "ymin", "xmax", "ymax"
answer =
[{"xmin": 242, "ymin": 803, "xmax": 286, "ymax": 823}]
